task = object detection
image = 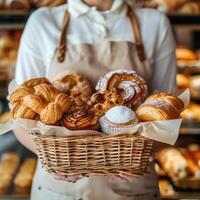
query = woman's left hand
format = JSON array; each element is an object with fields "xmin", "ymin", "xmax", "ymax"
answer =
[{"xmin": 108, "ymin": 172, "xmax": 138, "ymax": 183}]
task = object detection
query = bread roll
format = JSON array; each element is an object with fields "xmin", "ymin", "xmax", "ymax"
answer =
[
  {"xmin": 189, "ymin": 75, "xmax": 200, "ymax": 99},
  {"xmin": 181, "ymin": 103, "xmax": 200, "ymax": 121},
  {"xmin": 176, "ymin": 74, "xmax": 190, "ymax": 92},
  {"xmin": 176, "ymin": 48, "xmax": 198, "ymax": 61},
  {"xmin": 136, "ymin": 93, "xmax": 184, "ymax": 122},
  {"xmin": 178, "ymin": 2, "xmax": 200, "ymax": 14}
]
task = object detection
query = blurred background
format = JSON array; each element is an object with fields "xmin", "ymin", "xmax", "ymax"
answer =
[{"xmin": 0, "ymin": 0, "xmax": 200, "ymax": 199}]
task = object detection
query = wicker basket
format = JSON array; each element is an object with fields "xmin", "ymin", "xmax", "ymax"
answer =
[{"xmin": 31, "ymin": 132, "xmax": 154, "ymax": 176}]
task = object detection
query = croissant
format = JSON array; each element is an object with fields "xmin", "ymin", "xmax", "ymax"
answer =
[
  {"xmin": 12, "ymin": 102, "xmax": 36, "ymax": 120},
  {"xmin": 34, "ymin": 83, "xmax": 58, "ymax": 102},
  {"xmin": 136, "ymin": 93, "xmax": 184, "ymax": 122},
  {"xmin": 9, "ymin": 86, "xmax": 34, "ymax": 105},
  {"xmin": 55, "ymin": 93, "xmax": 72, "ymax": 113},
  {"xmin": 40, "ymin": 102, "xmax": 63, "ymax": 125},
  {"xmin": 96, "ymin": 70, "xmax": 148, "ymax": 108},
  {"xmin": 22, "ymin": 78, "xmax": 51, "ymax": 88}
]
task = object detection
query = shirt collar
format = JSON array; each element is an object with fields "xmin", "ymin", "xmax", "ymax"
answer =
[{"xmin": 68, "ymin": 0, "xmax": 126, "ymax": 18}]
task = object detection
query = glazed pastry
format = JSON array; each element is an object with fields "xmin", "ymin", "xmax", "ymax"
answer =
[
  {"xmin": 100, "ymin": 106, "xmax": 138, "ymax": 134},
  {"xmin": 63, "ymin": 109, "xmax": 99, "ymax": 130},
  {"xmin": 52, "ymin": 71, "xmax": 92, "ymax": 101},
  {"xmin": 89, "ymin": 90, "xmax": 124, "ymax": 116},
  {"xmin": 176, "ymin": 74, "xmax": 190, "ymax": 92},
  {"xmin": 136, "ymin": 92, "xmax": 184, "ymax": 122},
  {"xmin": 96, "ymin": 69, "xmax": 148, "ymax": 108},
  {"xmin": 179, "ymin": 148, "xmax": 200, "ymax": 178},
  {"xmin": 6, "ymin": 0, "xmax": 31, "ymax": 10},
  {"xmin": 189, "ymin": 75, "xmax": 200, "ymax": 99},
  {"xmin": 157, "ymin": 148, "xmax": 188, "ymax": 179}
]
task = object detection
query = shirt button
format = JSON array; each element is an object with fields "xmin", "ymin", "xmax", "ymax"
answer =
[{"xmin": 38, "ymin": 186, "xmax": 42, "ymax": 190}]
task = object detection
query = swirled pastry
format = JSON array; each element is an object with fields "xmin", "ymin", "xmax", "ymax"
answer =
[
  {"xmin": 52, "ymin": 71, "xmax": 92, "ymax": 101},
  {"xmin": 136, "ymin": 92, "xmax": 184, "ymax": 121},
  {"xmin": 96, "ymin": 69, "xmax": 148, "ymax": 108},
  {"xmin": 63, "ymin": 109, "xmax": 99, "ymax": 130}
]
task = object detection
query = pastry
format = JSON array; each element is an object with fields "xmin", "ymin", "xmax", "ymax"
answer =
[
  {"xmin": 176, "ymin": 48, "xmax": 198, "ymax": 61},
  {"xmin": 178, "ymin": 2, "xmax": 200, "ymax": 14},
  {"xmin": 158, "ymin": 180, "xmax": 175, "ymax": 196},
  {"xmin": 100, "ymin": 106, "xmax": 138, "ymax": 134},
  {"xmin": 188, "ymin": 144, "xmax": 200, "ymax": 167},
  {"xmin": 189, "ymin": 75, "xmax": 200, "ymax": 99},
  {"xmin": 22, "ymin": 78, "xmax": 51, "ymax": 88},
  {"xmin": 0, "ymin": 153, "xmax": 20, "ymax": 195},
  {"xmin": 70, "ymin": 97, "xmax": 88, "ymax": 111},
  {"xmin": 6, "ymin": 0, "xmax": 31, "ymax": 10},
  {"xmin": 136, "ymin": 92, "xmax": 184, "ymax": 122},
  {"xmin": 55, "ymin": 93, "xmax": 72, "ymax": 113},
  {"xmin": 176, "ymin": 74, "xmax": 190, "ymax": 92},
  {"xmin": 181, "ymin": 103, "xmax": 200, "ymax": 121},
  {"xmin": 157, "ymin": 148, "xmax": 188, "ymax": 179},
  {"xmin": 0, "ymin": 112, "xmax": 11, "ymax": 123},
  {"xmin": 96, "ymin": 69, "xmax": 148, "ymax": 108},
  {"xmin": 11, "ymin": 102, "xmax": 37, "ymax": 120},
  {"xmin": 52, "ymin": 71, "xmax": 92, "ymax": 101},
  {"xmin": 63, "ymin": 109, "xmax": 99, "ymax": 130},
  {"xmin": 89, "ymin": 90, "xmax": 124, "ymax": 116},
  {"xmin": 14, "ymin": 158, "xmax": 37, "ymax": 194},
  {"xmin": 179, "ymin": 148, "xmax": 200, "ymax": 178}
]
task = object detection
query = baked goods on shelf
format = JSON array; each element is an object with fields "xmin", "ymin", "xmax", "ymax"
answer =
[
  {"xmin": 189, "ymin": 75, "xmax": 200, "ymax": 99},
  {"xmin": 0, "ymin": 153, "xmax": 20, "ymax": 194},
  {"xmin": 52, "ymin": 71, "xmax": 92, "ymax": 102},
  {"xmin": 14, "ymin": 158, "xmax": 37, "ymax": 194},
  {"xmin": 188, "ymin": 144, "xmax": 200, "ymax": 167},
  {"xmin": 176, "ymin": 74, "xmax": 190, "ymax": 92},
  {"xmin": 157, "ymin": 148, "xmax": 188, "ymax": 179},
  {"xmin": 181, "ymin": 103, "xmax": 200, "ymax": 121},
  {"xmin": 5, "ymin": 0, "xmax": 31, "ymax": 10},
  {"xmin": 0, "ymin": 112, "xmax": 11, "ymax": 123},
  {"xmin": 100, "ymin": 106, "xmax": 138, "ymax": 134},
  {"xmin": 158, "ymin": 180, "xmax": 175, "ymax": 196},
  {"xmin": 178, "ymin": 2, "xmax": 200, "ymax": 14},
  {"xmin": 96, "ymin": 69, "xmax": 148, "ymax": 108},
  {"xmin": 62, "ymin": 109, "xmax": 99, "ymax": 130},
  {"xmin": 136, "ymin": 93, "xmax": 184, "ymax": 122},
  {"xmin": 176, "ymin": 48, "xmax": 198, "ymax": 67},
  {"xmin": 32, "ymin": 0, "xmax": 66, "ymax": 8}
]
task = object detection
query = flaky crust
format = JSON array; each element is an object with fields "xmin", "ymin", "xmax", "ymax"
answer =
[
  {"xmin": 136, "ymin": 93, "xmax": 184, "ymax": 121},
  {"xmin": 52, "ymin": 71, "xmax": 92, "ymax": 101},
  {"xmin": 22, "ymin": 78, "xmax": 51, "ymax": 88},
  {"xmin": 96, "ymin": 69, "xmax": 148, "ymax": 108},
  {"xmin": 63, "ymin": 109, "xmax": 99, "ymax": 130}
]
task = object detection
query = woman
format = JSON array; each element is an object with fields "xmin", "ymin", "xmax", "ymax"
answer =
[{"xmin": 14, "ymin": 0, "xmax": 176, "ymax": 199}]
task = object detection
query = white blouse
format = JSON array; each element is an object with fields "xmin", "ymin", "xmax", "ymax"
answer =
[{"xmin": 15, "ymin": 0, "xmax": 176, "ymax": 93}]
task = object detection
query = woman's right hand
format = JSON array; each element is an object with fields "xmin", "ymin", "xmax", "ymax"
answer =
[{"xmin": 54, "ymin": 173, "xmax": 88, "ymax": 183}]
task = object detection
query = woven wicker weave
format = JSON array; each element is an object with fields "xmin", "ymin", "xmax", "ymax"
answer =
[{"xmin": 32, "ymin": 133, "xmax": 153, "ymax": 176}]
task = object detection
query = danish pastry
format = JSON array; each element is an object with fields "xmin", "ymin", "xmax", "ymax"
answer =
[
  {"xmin": 96, "ymin": 69, "xmax": 148, "ymax": 108},
  {"xmin": 52, "ymin": 71, "xmax": 92, "ymax": 101},
  {"xmin": 63, "ymin": 109, "xmax": 99, "ymax": 130},
  {"xmin": 136, "ymin": 93, "xmax": 184, "ymax": 121}
]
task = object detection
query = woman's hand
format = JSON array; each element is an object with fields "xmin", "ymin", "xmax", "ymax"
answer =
[
  {"xmin": 109, "ymin": 172, "xmax": 138, "ymax": 183},
  {"xmin": 54, "ymin": 173, "xmax": 88, "ymax": 183}
]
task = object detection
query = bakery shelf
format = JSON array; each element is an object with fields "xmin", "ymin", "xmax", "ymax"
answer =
[
  {"xmin": 162, "ymin": 191, "xmax": 200, "ymax": 200},
  {"xmin": 180, "ymin": 121, "xmax": 200, "ymax": 135}
]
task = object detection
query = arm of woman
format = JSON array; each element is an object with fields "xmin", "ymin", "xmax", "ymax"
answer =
[{"xmin": 13, "ymin": 10, "xmax": 46, "ymax": 153}]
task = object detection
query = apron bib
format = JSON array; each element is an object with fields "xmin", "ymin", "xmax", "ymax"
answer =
[{"xmin": 31, "ymin": 8, "xmax": 161, "ymax": 200}]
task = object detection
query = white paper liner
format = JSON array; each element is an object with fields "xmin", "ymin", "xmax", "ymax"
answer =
[{"xmin": 0, "ymin": 80, "xmax": 190, "ymax": 145}]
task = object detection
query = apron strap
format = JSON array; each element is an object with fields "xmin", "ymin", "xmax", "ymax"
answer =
[
  {"xmin": 57, "ymin": 7, "xmax": 146, "ymax": 63},
  {"xmin": 128, "ymin": 8, "xmax": 146, "ymax": 62},
  {"xmin": 57, "ymin": 11, "xmax": 70, "ymax": 63}
]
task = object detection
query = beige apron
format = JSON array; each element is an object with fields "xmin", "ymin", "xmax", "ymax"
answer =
[{"xmin": 31, "ymin": 8, "xmax": 161, "ymax": 200}]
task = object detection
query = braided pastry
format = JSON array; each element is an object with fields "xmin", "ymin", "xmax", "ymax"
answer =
[
  {"xmin": 10, "ymin": 78, "xmax": 72, "ymax": 124},
  {"xmin": 52, "ymin": 71, "xmax": 92, "ymax": 101},
  {"xmin": 96, "ymin": 70, "xmax": 148, "ymax": 108},
  {"xmin": 136, "ymin": 92, "xmax": 184, "ymax": 122}
]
